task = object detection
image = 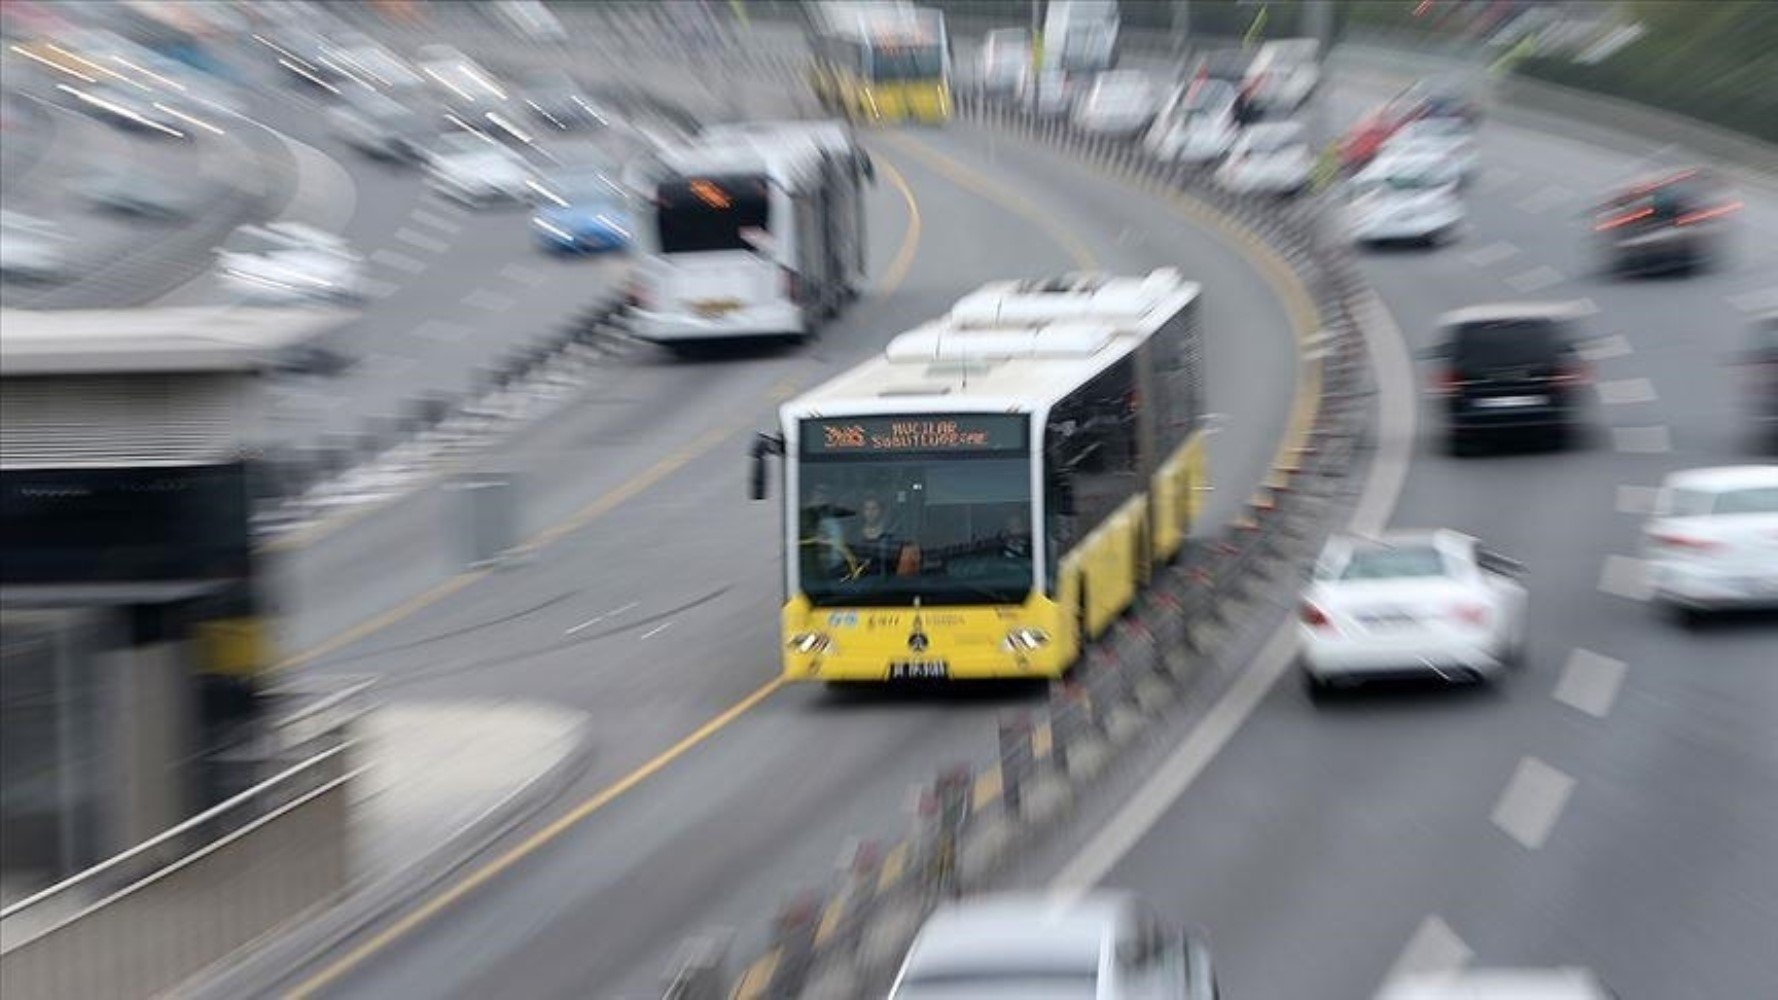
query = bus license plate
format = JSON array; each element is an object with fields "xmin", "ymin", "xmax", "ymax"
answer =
[{"xmin": 889, "ymin": 660, "xmax": 948, "ymax": 680}]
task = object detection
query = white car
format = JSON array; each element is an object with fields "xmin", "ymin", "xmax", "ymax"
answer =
[
  {"xmin": 423, "ymin": 132, "xmax": 536, "ymax": 206},
  {"xmin": 216, "ymin": 222, "xmax": 364, "ymax": 303},
  {"xmin": 1346, "ymin": 150, "xmax": 1465, "ymax": 246},
  {"xmin": 1244, "ymin": 37, "xmax": 1320, "ymax": 114},
  {"xmin": 1024, "ymin": 68, "xmax": 1073, "ymax": 118},
  {"xmin": 978, "ymin": 28, "xmax": 1032, "ymax": 98},
  {"xmin": 1143, "ymin": 80, "xmax": 1239, "ymax": 165},
  {"xmin": 1216, "ymin": 121, "xmax": 1313, "ymax": 196},
  {"xmin": 889, "ymin": 892, "xmax": 1218, "ymax": 1000},
  {"xmin": 0, "ymin": 211, "xmax": 71, "ymax": 283},
  {"xmin": 1299, "ymin": 530, "xmax": 1529, "ymax": 696},
  {"xmin": 1383, "ymin": 115, "xmax": 1479, "ymax": 182},
  {"xmin": 1643, "ymin": 465, "xmax": 1778, "ymax": 624},
  {"xmin": 1073, "ymin": 70, "xmax": 1157, "ymax": 136},
  {"xmin": 1378, "ymin": 968, "xmax": 1617, "ymax": 1000}
]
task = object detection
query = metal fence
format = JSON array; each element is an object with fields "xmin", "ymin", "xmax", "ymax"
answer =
[{"xmin": 0, "ymin": 722, "xmax": 361, "ymax": 999}]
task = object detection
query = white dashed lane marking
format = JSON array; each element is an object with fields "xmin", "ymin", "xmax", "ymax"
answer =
[
  {"xmin": 639, "ymin": 622, "xmax": 673, "ymax": 641},
  {"xmin": 410, "ymin": 319, "xmax": 469, "ymax": 343},
  {"xmin": 499, "ymin": 263, "xmax": 549, "ymax": 287},
  {"xmin": 1505, "ymin": 264, "xmax": 1564, "ymax": 292},
  {"xmin": 1553, "ymin": 649, "xmax": 1628, "ymax": 718},
  {"xmin": 463, "ymin": 288, "xmax": 517, "ymax": 312},
  {"xmin": 1595, "ymin": 377, "xmax": 1657, "ymax": 405},
  {"xmin": 394, "ymin": 226, "xmax": 451, "ymax": 254},
  {"xmin": 1576, "ymin": 334, "xmax": 1632, "ymax": 362},
  {"xmin": 565, "ymin": 601, "xmax": 638, "ymax": 635},
  {"xmin": 1378, "ymin": 915, "xmax": 1474, "ymax": 993},
  {"xmin": 1491, "ymin": 756, "xmax": 1577, "ymax": 850},
  {"xmin": 1463, "ymin": 240, "xmax": 1520, "ymax": 267},
  {"xmin": 1615, "ymin": 484, "xmax": 1660, "ymax": 515},
  {"xmin": 370, "ymin": 248, "xmax": 427, "ymax": 275},
  {"xmin": 1612, "ymin": 425, "xmax": 1672, "ymax": 453},
  {"xmin": 1598, "ymin": 554, "xmax": 1652, "ymax": 601},
  {"xmin": 409, "ymin": 208, "xmax": 464, "ymax": 234}
]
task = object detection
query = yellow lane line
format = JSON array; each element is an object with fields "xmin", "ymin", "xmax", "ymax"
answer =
[
  {"xmin": 287, "ymin": 677, "xmax": 787, "ymax": 999},
  {"xmin": 730, "ymin": 949, "xmax": 780, "ymax": 1000},
  {"xmin": 877, "ymin": 130, "xmax": 1100, "ymax": 270},
  {"xmin": 971, "ymin": 765, "xmax": 1004, "ymax": 812},
  {"xmin": 872, "ymin": 153, "xmax": 922, "ymax": 293}
]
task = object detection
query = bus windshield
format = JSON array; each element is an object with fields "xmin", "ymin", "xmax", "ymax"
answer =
[
  {"xmin": 654, "ymin": 174, "xmax": 770, "ymax": 255},
  {"xmin": 869, "ymin": 43, "xmax": 943, "ymax": 81},
  {"xmin": 797, "ymin": 416, "xmax": 1033, "ymax": 606}
]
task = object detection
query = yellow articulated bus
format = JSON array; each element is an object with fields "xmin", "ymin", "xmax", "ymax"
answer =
[
  {"xmin": 749, "ymin": 269, "xmax": 1208, "ymax": 682},
  {"xmin": 808, "ymin": 2, "xmax": 952, "ymax": 125}
]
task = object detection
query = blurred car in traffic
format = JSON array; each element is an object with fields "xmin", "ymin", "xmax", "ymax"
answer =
[
  {"xmin": 1022, "ymin": 67, "xmax": 1073, "ymax": 118},
  {"xmin": 1383, "ymin": 115, "xmax": 1478, "ymax": 183},
  {"xmin": 1742, "ymin": 312, "xmax": 1778, "ymax": 450},
  {"xmin": 423, "ymin": 131, "xmax": 536, "ymax": 207},
  {"xmin": 1425, "ymin": 302, "xmax": 1593, "ymax": 453},
  {"xmin": 1243, "ymin": 37, "xmax": 1319, "ymax": 115},
  {"xmin": 1407, "ymin": 73, "xmax": 1485, "ymax": 126},
  {"xmin": 1378, "ymin": 968, "xmax": 1617, "ymax": 1000},
  {"xmin": 889, "ymin": 892, "xmax": 1218, "ymax": 1000},
  {"xmin": 1216, "ymin": 121, "xmax": 1312, "ymax": 196},
  {"xmin": 1072, "ymin": 70, "xmax": 1157, "ymax": 136},
  {"xmin": 416, "ymin": 44, "xmax": 508, "ymax": 106},
  {"xmin": 518, "ymin": 70, "xmax": 608, "ymax": 131},
  {"xmin": 1299, "ymin": 530, "xmax": 1528, "ymax": 698},
  {"xmin": 977, "ymin": 28, "xmax": 1032, "ymax": 99},
  {"xmin": 1347, "ymin": 149, "xmax": 1466, "ymax": 247},
  {"xmin": 327, "ymin": 90, "xmax": 434, "ymax": 162},
  {"xmin": 216, "ymin": 222, "xmax": 365, "ymax": 303},
  {"xmin": 1192, "ymin": 48, "xmax": 1259, "ymax": 124},
  {"xmin": 1144, "ymin": 79, "xmax": 1239, "ymax": 165},
  {"xmin": 331, "ymin": 39, "xmax": 426, "ymax": 95},
  {"xmin": 0, "ymin": 210, "xmax": 71, "ymax": 283},
  {"xmin": 1592, "ymin": 169, "xmax": 1738, "ymax": 276},
  {"xmin": 76, "ymin": 165, "xmax": 198, "ymax": 221},
  {"xmin": 1643, "ymin": 465, "xmax": 1778, "ymax": 625},
  {"xmin": 530, "ymin": 166, "xmax": 633, "ymax": 253}
]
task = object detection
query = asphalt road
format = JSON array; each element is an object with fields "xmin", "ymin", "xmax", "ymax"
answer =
[
  {"xmin": 1028, "ymin": 71, "xmax": 1778, "ymax": 1000},
  {"xmin": 251, "ymin": 25, "xmax": 1305, "ymax": 1000}
]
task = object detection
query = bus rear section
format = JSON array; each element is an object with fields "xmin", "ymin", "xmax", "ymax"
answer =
[{"xmin": 629, "ymin": 173, "xmax": 806, "ymax": 345}]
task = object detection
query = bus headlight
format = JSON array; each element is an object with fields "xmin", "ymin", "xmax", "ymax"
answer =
[
  {"xmin": 788, "ymin": 632, "xmax": 835, "ymax": 655},
  {"xmin": 1002, "ymin": 628, "xmax": 1051, "ymax": 653}
]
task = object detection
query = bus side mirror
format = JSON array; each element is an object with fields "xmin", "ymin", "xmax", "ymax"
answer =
[{"xmin": 748, "ymin": 433, "xmax": 783, "ymax": 501}]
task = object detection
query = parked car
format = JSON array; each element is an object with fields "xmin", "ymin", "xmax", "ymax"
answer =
[
  {"xmin": 1023, "ymin": 67, "xmax": 1074, "ymax": 118},
  {"xmin": 1643, "ymin": 465, "xmax": 1778, "ymax": 625},
  {"xmin": 1592, "ymin": 168, "xmax": 1737, "ymax": 276},
  {"xmin": 1143, "ymin": 79, "xmax": 1239, "ymax": 165},
  {"xmin": 1072, "ymin": 70, "xmax": 1157, "ymax": 136},
  {"xmin": 1244, "ymin": 37, "xmax": 1319, "ymax": 114},
  {"xmin": 216, "ymin": 222, "xmax": 365, "ymax": 303},
  {"xmin": 0, "ymin": 211, "xmax": 71, "ymax": 283},
  {"xmin": 423, "ymin": 131, "xmax": 536, "ymax": 206},
  {"xmin": 1347, "ymin": 149, "xmax": 1465, "ymax": 246},
  {"xmin": 1216, "ymin": 121, "xmax": 1313, "ymax": 196},
  {"xmin": 1424, "ymin": 302, "xmax": 1593, "ymax": 453},
  {"xmin": 1299, "ymin": 529, "xmax": 1528, "ymax": 698},
  {"xmin": 889, "ymin": 892, "xmax": 1218, "ymax": 1000}
]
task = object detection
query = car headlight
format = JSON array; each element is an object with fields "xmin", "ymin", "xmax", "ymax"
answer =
[
  {"xmin": 787, "ymin": 632, "xmax": 835, "ymax": 655},
  {"xmin": 1001, "ymin": 628, "xmax": 1051, "ymax": 653}
]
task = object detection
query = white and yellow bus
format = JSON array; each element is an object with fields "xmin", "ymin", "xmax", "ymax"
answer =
[
  {"xmin": 750, "ymin": 269, "xmax": 1208, "ymax": 682},
  {"xmin": 808, "ymin": 2, "xmax": 952, "ymax": 125}
]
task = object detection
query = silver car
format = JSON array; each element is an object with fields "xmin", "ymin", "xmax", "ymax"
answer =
[{"xmin": 890, "ymin": 892, "xmax": 1218, "ymax": 999}]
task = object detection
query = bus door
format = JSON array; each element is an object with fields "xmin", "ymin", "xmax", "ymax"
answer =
[{"xmin": 648, "ymin": 174, "xmax": 783, "ymax": 321}]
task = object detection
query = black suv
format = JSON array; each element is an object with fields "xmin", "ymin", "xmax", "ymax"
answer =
[
  {"xmin": 1593, "ymin": 169, "xmax": 1736, "ymax": 276},
  {"xmin": 1426, "ymin": 305, "xmax": 1592, "ymax": 454}
]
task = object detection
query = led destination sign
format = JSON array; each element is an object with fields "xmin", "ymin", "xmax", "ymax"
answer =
[{"xmin": 802, "ymin": 415, "xmax": 1027, "ymax": 456}]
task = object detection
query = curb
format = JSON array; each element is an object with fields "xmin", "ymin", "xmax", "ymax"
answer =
[{"xmin": 181, "ymin": 707, "xmax": 598, "ymax": 1000}]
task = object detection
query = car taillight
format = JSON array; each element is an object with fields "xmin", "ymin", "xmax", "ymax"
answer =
[
  {"xmin": 1649, "ymin": 531, "xmax": 1723, "ymax": 553},
  {"xmin": 1676, "ymin": 201, "xmax": 1742, "ymax": 226},
  {"xmin": 1300, "ymin": 602, "xmax": 1332, "ymax": 629},
  {"xmin": 1552, "ymin": 360, "xmax": 1591, "ymax": 387},
  {"xmin": 1451, "ymin": 602, "xmax": 1489, "ymax": 626},
  {"xmin": 1433, "ymin": 368, "xmax": 1461, "ymax": 396}
]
